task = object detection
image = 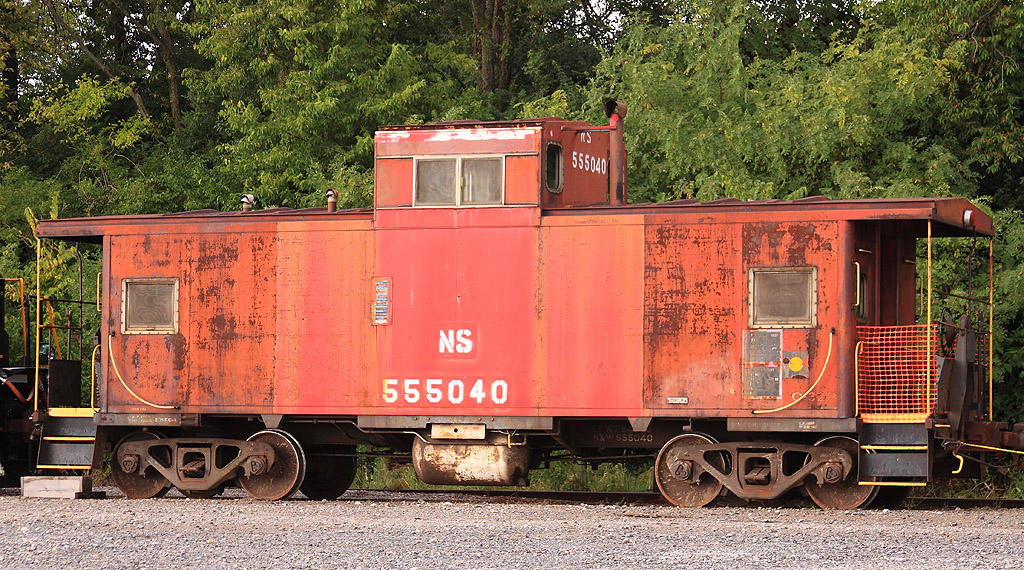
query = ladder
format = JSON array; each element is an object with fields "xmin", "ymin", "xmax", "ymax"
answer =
[{"xmin": 37, "ymin": 408, "xmax": 96, "ymax": 471}]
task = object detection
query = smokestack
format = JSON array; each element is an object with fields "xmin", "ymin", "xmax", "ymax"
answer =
[
  {"xmin": 605, "ymin": 100, "xmax": 628, "ymax": 206},
  {"xmin": 326, "ymin": 189, "xmax": 338, "ymax": 213},
  {"xmin": 241, "ymin": 194, "xmax": 255, "ymax": 212}
]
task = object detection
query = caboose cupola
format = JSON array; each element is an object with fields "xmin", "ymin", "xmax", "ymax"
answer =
[{"xmin": 373, "ymin": 103, "xmax": 627, "ymax": 210}]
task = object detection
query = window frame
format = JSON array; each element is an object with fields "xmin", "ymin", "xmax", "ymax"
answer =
[
  {"xmin": 412, "ymin": 154, "xmax": 506, "ymax": 208},
  {"xmin": 544, "ymin": 143, "xmax": 564, "ymax": 194},
  {"xmin": 747, "ymin": 266, "xmax": 818, "ymax": 329},
  {"xmin": 121, "ymin": 277, "xmax": 180, "ymax": 335}
]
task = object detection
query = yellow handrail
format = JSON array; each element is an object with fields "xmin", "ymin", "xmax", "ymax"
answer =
[
  {"xmin": 853, "ymin": 340, "xmax": 863, "ymax": 416},
  {"xmin": 33, "ymin": 238, "xmax": 40, "ymax": 411},
  {"xmin": 988, "ymin": 238, "xmax": 994, "ymax": 421},
  {"xmin": 90, "ymin": 343, "xmax": 100, "ymax": 410},
  {"xmin": 926, "ymin": 219, "xmax": 932, "ymax": 413}
]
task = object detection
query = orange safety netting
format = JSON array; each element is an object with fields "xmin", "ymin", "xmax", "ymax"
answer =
[{"xmin": 856, "ymin": 325, "xmax": 938, "ymax": 423}]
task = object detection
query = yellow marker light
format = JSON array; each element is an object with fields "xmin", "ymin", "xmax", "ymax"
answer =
[{"xmin": 788, "ymin": 356, "xmax": 804, "ymax": 373}]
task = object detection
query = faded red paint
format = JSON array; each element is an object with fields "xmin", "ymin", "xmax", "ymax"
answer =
[
  {"xmin": 375, "ymin": 125, "xmax": 541, "ymax": 157},
  {"xmin": 374, "ymin": 158, "xmax": 413, "ymax": 208},
  {"xmin": 36, "ymin": 118, "xmax": 993, "ymax": 425},
  {"xmin": 504, "ymin": 155, "xmax": 539, "ymax": 204}
]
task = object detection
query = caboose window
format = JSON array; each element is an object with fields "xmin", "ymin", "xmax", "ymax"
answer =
[
  {"xmin": 415, "ymin": 159, "xmax": 457, "ymax": 205},
  {"xmin": 545, "ymin": 143, "xmax": 563, "ymax": 192},
  {"xmin": 749, "ymin": 267, "xmax": 817, "ymax": 328},
  {"xmin": 414, "ymin": 156, "xmax": 505, "ymax": 207},
  {"xmin": 122, "ymin": 278, "xmax": 179, "ymax": 334},
  {"xmin": 461, "ymin": 158, "xmax": 502, "ymax": 204}
]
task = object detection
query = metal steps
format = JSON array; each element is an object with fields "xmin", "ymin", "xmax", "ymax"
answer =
[
  {"xmin": 37, "ymin": 408, "xmax": 96, "ymax": 470},
  {"xmin": 858, "ymin": 422, "xmax": 930, "ymax": 486}
]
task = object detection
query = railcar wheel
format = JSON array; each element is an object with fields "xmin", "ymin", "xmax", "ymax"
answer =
[
  {"xmin": 300, "ymin": 448, "xmax": 358, "ymax": 500},
  {"xmin": 804, "ymin": 436, "xmax": 879, "ymax": 510},
  {"xmin": 238, "ymin": 429, "xmax": 306, "ymax": 500},
  {"xmin": 111, "ymin": 431, "xmax": 170, "ymax": 499},
  {"xmin": 655, "ymin": 434, "xmax": 726, "ymax": 508}
]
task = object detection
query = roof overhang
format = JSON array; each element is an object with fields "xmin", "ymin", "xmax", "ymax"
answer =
[{"xmin": 35, "ymin": 207, "xmax": 373, "ymax": 242}]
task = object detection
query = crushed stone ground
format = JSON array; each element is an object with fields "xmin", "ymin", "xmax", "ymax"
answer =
[{"xmin": 1, "ymin": 488, "xmax": 1021, "ymax": 569}]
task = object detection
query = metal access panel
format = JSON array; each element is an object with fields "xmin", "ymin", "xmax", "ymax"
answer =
[
  {"xmin": 742, "ymin": 330, "xmax": 782, "ymax": 398},
  {"xmin": 745, "ymin": 329, "xmax": 782, "ymax": 362},
  {"xmin": 743, "ymin": 365, "xmax": 782, "ymax": 398}
]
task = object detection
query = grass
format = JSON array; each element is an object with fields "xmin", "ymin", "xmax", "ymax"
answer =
[
  {"xmin": 353, "ymin": 455, "xmax": 656, "ymax": 493},
  {"xmin": 919, "ymin": 455, "xmax": 1024, "ymax": 499},
  {"xmin": 353, "ymin": 453, "xmax": 1024, "ymax": 498}
]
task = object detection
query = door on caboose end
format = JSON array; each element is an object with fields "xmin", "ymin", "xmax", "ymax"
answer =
[
  {"xmin": 852, "ymin": 222, "xmax": 878, "ymax": 328},
  {"xmin": 851, "ymin": 220, "xmax": 919, "ymax": 327}
]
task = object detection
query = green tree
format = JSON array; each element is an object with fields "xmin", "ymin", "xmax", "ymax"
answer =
[
  {"xmin": 872, "ymin": 0, "xmax": 1024, "ymax": 211},
  {"xmin": 187, "ymin": 0, "xmax": 486, "ymax": 208},
  {"xmin": 589, "ymin": 0, "xmax": 975, "ymax": 203},
  {"xmin": 0, "ymin": 0, "xmax": 39, "ymax": 171}
]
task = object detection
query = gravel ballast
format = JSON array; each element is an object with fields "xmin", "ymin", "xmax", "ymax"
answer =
[{"xmin": 2, "ymin": 489, "xmax": 1022, "ymax": 569}]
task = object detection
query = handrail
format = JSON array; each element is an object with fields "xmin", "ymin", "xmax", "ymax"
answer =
[
  {"xmin": 926, "ymin": 219, "xmax": 932, "ymax": 414},
  {"xmin": 90, "ymin": 343, "xmax": 100, "ymax": 410},
  {"xmin": 43, "ymin": 300, "xmax": 64, "ymax": 360},
  {"xmin": 853, "ymin": 340, "xmax": 863, "ymax": 416},
  {"xmin": 34, "ymin": 236, "xmax": 97, "ymax": 413},
  {"xmin": 38, "ymin": 296, "xmax": 94, "ymax": 305},
  {"xmin": 852, "ymin": 261, "xmax": 861, "ymax": 310},
  {"xmin": 4, "ymin": 381, "xmax": 30, "ymax": 403},
  {"xmin": 988, "ymin": 238, "xmax": 994, "ymax": 421},
  {"xmin": 33, "ymin": 238, "xmax": 41, "ymax": 411}
]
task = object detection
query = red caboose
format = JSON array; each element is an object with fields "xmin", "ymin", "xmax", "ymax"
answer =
[{"xmin": 35, "ymin": 103, "xmax": 1020, "ymax": 507}]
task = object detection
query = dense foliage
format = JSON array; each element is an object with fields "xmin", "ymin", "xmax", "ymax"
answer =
[{"xmin": 0, "ymin": 0, "xmax": 1021, "ymax": 422}]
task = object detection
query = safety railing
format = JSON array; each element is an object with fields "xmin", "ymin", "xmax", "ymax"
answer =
[
  {"xmin": 856, "ymin": 323, "xmax": 991, "ymax": 424},
  {"xmin": 33, "ymin": 237, "xmax": 98, "ymax": 412},
  {"xmin": 856, "ymin": 324, "xmax": 939, "ymax": 424}
]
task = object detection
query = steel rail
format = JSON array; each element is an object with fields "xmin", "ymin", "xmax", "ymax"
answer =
[{"xmin": 349, "ymin": 488, "xmax": 1024, "ymax": 509}]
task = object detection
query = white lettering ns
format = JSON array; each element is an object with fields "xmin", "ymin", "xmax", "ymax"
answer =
[{"xmin": 439, "ymin": 329, "xmax": 473, "ymax": 354}]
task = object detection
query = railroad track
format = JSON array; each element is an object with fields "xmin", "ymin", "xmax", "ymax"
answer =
[{"xmin": 351, "ymin": 488, "xmax": 1024, "ymax": 509}]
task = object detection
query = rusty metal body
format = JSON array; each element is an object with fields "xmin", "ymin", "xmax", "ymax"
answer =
[
  {"xmin": 35, "ymin": 108, "xmax": 1014, "ymax": 505},
  {"xmin": 37, "ymin": 199, "xmax": 987, "ymax": 421}
]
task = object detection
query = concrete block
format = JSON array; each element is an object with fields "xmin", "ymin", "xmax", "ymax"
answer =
[{"xmin": 21, "ymin": 476, "xmax": 93, "ymax": 499}]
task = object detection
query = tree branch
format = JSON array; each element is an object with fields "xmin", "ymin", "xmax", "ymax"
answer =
[
  {"xmin": 113, "ymin": 0, "xmax": 183, "ymax": 129},
  {"xmin": 42, "ymin": 0, "xmax": 153, "ymax": 125}
]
